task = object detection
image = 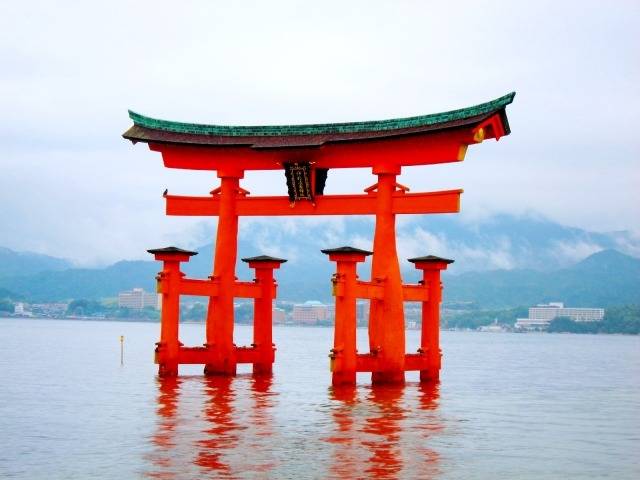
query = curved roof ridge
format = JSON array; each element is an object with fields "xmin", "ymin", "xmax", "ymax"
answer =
[{"xmin": 128, "ymin": 92, "xmax": 515, "ymax": 137}]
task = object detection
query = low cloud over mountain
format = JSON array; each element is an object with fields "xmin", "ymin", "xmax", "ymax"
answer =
[{"xmin": 1, "ymin": 214, "xmax": 638, "ymax": 307}]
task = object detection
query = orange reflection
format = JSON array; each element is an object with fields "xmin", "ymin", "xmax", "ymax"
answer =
[
  {"xmin": 327, "ymin": 382, "xmax": 443, "ymax": 479},
  {"xmin": 327, "ymin": 385, "xmax": 360, "ymax": 478},
  {"xmin": 413, "ymin": 381, "xmax": 443, "ymax": 478},
  {"xmin": 145, "ymin": 377, "xmax": 183, "ymax": 479},
  {"xmin": 146, "ymin": 375, "xmax": 279, "ymax": 479},
  {"xmin": 147, "ymin": 376, "xmax": 442, "ymax": 478},
  {"xmin": 194, "ymin": 375, "xmax": 280, "ymax": 477},
  {"xmin": 194, "ymin": 376, "xmax": 238, "ymax": 476},
  {"xmin": 363, "ymin": 384, "xmax": 406, "ymax": 478},
  {"xmin": 244, "ymin": 375, "xmax": 279, "ymax": 474}
]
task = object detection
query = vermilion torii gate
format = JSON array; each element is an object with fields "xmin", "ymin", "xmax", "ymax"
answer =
[{"xmin": 123, "ymin": 92, "xmax": 514, "ymax": 385}]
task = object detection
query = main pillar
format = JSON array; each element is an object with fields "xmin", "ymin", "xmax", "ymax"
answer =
[
  {"xmin": 408, "ymin": 255, "xmax": 454, "ymax": 382},
  {"xmin": 205, "ymin": 169, "xmax": 243, "ymax": 376},
  {"xmin": 369, "ymin": 165, "xmax": 406, "ymax": 384},
  {"xmin": 148, "ymin": 247, "xmax": 198, "ymax": 377}
]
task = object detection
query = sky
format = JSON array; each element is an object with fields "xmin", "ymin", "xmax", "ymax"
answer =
[{"xmin": 1, "ymin": 0, "xmax": 638, "ymax": 266}]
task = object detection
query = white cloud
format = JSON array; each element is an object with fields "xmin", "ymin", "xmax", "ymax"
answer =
[
  {"xmin": 397, "ymin": 228, "xmax": 518, "ymax": 271},
  {"xmin": 551, "ymin": 241, "xmax": 604, "ymax": 264},
  {"xmin": 0, "ymin": 0, "xmax": 638, "ymax": 264}
]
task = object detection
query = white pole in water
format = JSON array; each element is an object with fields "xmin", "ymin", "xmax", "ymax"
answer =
[{"xmin": 120, "ymin": 335, "xmax": 124, "ymax": 365}]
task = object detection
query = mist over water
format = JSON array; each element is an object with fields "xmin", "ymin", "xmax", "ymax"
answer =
[{"xmin": 1, "ymin": 319, "xmax": 638, "ymax": 479}]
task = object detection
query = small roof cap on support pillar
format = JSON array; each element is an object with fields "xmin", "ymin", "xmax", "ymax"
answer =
[
  {"xmin": 242, "ymin": 255, "xmax": 287, "ymax": 269},
  {"xmin": 407, "ymin": 255, "xmax": 454, "ymax": 264},
  {"xmin": 241, "ymin": 255, "xmax": 287, "ymax": 263},
  {"xmin": 321, "ymin": 246, "xmax": 373, "ymax": 256},
  {"xmin": 321, "ymin": 246, "xmax": 372, "ymax": 263},
  {"xmin": 147, "ymin": 246, "xmax": 198, "ymax": 262},
  {"xmin": 408, "ymin": 255, "xmax": 454, "ymax": 271},
  {"xmin": 148, "ymin": 246, "xmax": 198, "ymax": 256}
]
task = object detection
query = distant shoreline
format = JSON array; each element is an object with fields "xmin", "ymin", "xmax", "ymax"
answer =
[{"xmin": 2, "ymin": 315, "xmax": 638, "ymax": 336}]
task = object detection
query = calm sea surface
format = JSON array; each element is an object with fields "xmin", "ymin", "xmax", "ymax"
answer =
[{"xmin": 0, "ymin": 318, "xmax": 638, "ymax": 479}]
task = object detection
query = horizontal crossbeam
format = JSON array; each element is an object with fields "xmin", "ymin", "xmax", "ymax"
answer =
[
  {"xmin": 402, "ymin": 284, "xmax": 430, "ymax": 302},
  {"xmin": 165, "ymin": 189, "xmax": 462, "ymax": 217},
  {"xmin": 175, "ymin": 345, "xmax": 269, "ymax": 364},
  {"xmin": 354, "ymin": 353, "xmax": 431, "ymax": 372},
  {"xmin": 157, "ymin": 278, "xmax": 263, "ymax": 298}
]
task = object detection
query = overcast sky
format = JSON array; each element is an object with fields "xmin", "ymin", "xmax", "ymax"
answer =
[{"xmin": 1, "ymin": 0, "xmax": 638, "ymax": 265}]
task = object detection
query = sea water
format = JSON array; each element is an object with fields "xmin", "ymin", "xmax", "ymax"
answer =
[{"xmin": 0, "ymin": 318, "xmax": 638, "ymax": 479}]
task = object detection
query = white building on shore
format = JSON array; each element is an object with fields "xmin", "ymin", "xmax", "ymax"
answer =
[
  {"xmin": 118, "ymin": 288, "xmax": 161, "ymax": 310},
  {"xmin": 515, "ymin": 302, "xmax": 604, "ymax": 331},
  {"xmin": 13, "ymin": 302, "xmax": 33, "ymax": 317}
]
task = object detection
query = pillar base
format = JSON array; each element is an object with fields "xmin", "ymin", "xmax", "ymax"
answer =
[
  {"xmin": 253, "ymin": 363, "xmax": 273, "ymax": 376},
  {"xmin": 332, "ymin": 371, "xmax": 356, "ymax": 387},
  {"xmin": 158, "ymin": 362, "xmax": 178, "ymax": 377},
  {"xmin": 419, "ymin": 369, "xmax": 440, "ymax": 383},
  {"xmin": 372, "ymin": 371, "xmax": 405, "ymax": 385},
  {"xmin": 203, "ymin": 361, "xmax": 237, "ymax": 377}
]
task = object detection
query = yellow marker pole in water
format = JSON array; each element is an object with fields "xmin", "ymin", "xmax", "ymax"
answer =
[{"xmin": 120, "ymin": 335, "xmax": 124, "ymax": 365}]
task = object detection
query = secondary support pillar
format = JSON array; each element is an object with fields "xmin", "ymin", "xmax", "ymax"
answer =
[
  {"xmin": 242, "ymin": 255, "xmax": 287, "ymax": 375},
  {"xmin": 205, "ymin": 169, "xmax": 243, "ymax": 376},
  {"xmin": 408, "ymin": 255, "xmax": 454, "ymax": 382},
  {"xmin": 323, "ymin": 247, "xmax": 372, "ymax": 386},
  {"xmin": 148, "ymin": 247, "xmax": 198, "ymax": 377},
  {"xmin": 369, "ymin": 164, "xmax": 406, "ymax": 384}
]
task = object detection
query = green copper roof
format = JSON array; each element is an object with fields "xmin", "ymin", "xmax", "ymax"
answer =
[{"xmin": 128, "ymin": 92, "xmax": 515, "ymax": 137}]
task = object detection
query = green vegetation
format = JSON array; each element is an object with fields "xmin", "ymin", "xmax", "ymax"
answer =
[
  {"xmin": 2, "ymin": 248, "xmax": 637, "ymax": 309},
  {"xmin": 446, "ymin": 250, "xmax": 640, "ymax": 308},
  {"xmin": 234, "ymin": 303, "xmax": 253, "ymax": 324},
  {"xmin": 180, "ymin": 302, "xmax": 254, "ymax": 323},
  {"xmin": 182, "ymin": 302, "xmax": 206, "ymax": 321},
  {"xmin": 0, "ymin": 298, "xmax": 14, "ymax": 312},
  {"xmin": 548, "ymin": 305, "xmax": 640, "ymax": 334},
  {"xmin": 66, "ymin": 299, "xmax": 159, "ymax": 320},
  {"xmin": 447, "ymin": 305, "xmax": 640, "ymax": 334},
  {"xmin": 445, "ymin": 306, "xmax": 527, "ymax": 330}
]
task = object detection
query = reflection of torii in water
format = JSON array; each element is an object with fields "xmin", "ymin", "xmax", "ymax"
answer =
[
  {"xmin": 124, "ymin": 92, "xmax": 514, "ymax": 385},
  {"xmin": 326, "ymin": 382, "xmax": 443, "ymax": 479},
  {"xmin": 146, "ymin": 377, "xmax": 443, "ymax": 478}
]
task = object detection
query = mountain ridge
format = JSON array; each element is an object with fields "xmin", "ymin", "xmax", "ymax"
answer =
[{"xmin": 0, "ymin": 215, "xmax": 638, "ymax": 307}]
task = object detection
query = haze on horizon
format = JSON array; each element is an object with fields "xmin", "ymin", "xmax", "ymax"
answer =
[{"xmin": 1, "ymin": 0, "xmax": 638, "ymax": 266}]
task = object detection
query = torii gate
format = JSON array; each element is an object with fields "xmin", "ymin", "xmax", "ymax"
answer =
[{"xmin": 123, "ymin": 92, "xmax": 514, "ymax": 385}]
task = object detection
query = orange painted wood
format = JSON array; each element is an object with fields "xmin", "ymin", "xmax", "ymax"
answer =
[
  {"xmin": 178, "ymin": 278, "xmax": 219, "ymax": 297},
  {"xmin": 151, "ymin": 127, "xmax": 473, "ymax": 171},
  {"xmin": 177, "ymin": 347, "xmax": 211, "ymax": 364},
  {"xmin": 402, "ymin": 284, "xmax": 429, "ymax": 302},
  {"xmin": 249, "ymin": 262, "xmax": 281, "ymax": 375},
  {"xmin": 165, "ymin": 189, "xmax": 462, "ymax": 217},
  {"xmin": 233, "ymin": 282, "xmax": 262, "ymax": 299},
  {"xmin": 354, "ymin": 353, "xmax": 430, "ymax": 372},
  {"xmin": 404, "ymin": 353, "xmax": 430, "ymax": 371},
  {"xmin": 369, "ymin": 173, "xmax": 406, "ymax": 384},
  {"xmin": 155, "ymin": 260, "xmax": 183, "ymax": 376},
  {"xmin": 328, "ymin": 256, "xmax": 364, "ymax": 386},
  {"xmin": 353, "ymin": 281, "xmax": 384, "ymax": 300},
  {"xmin": 235, "ymin": 346, "xmax": 259, "ymax": 364},
  {"xmin": 176, "ymin": 346, "xmax": 265, "ymax": 364},
  {"xmin": 204, "ymin": 175, "xmax": 240, "ymax": 376}
]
